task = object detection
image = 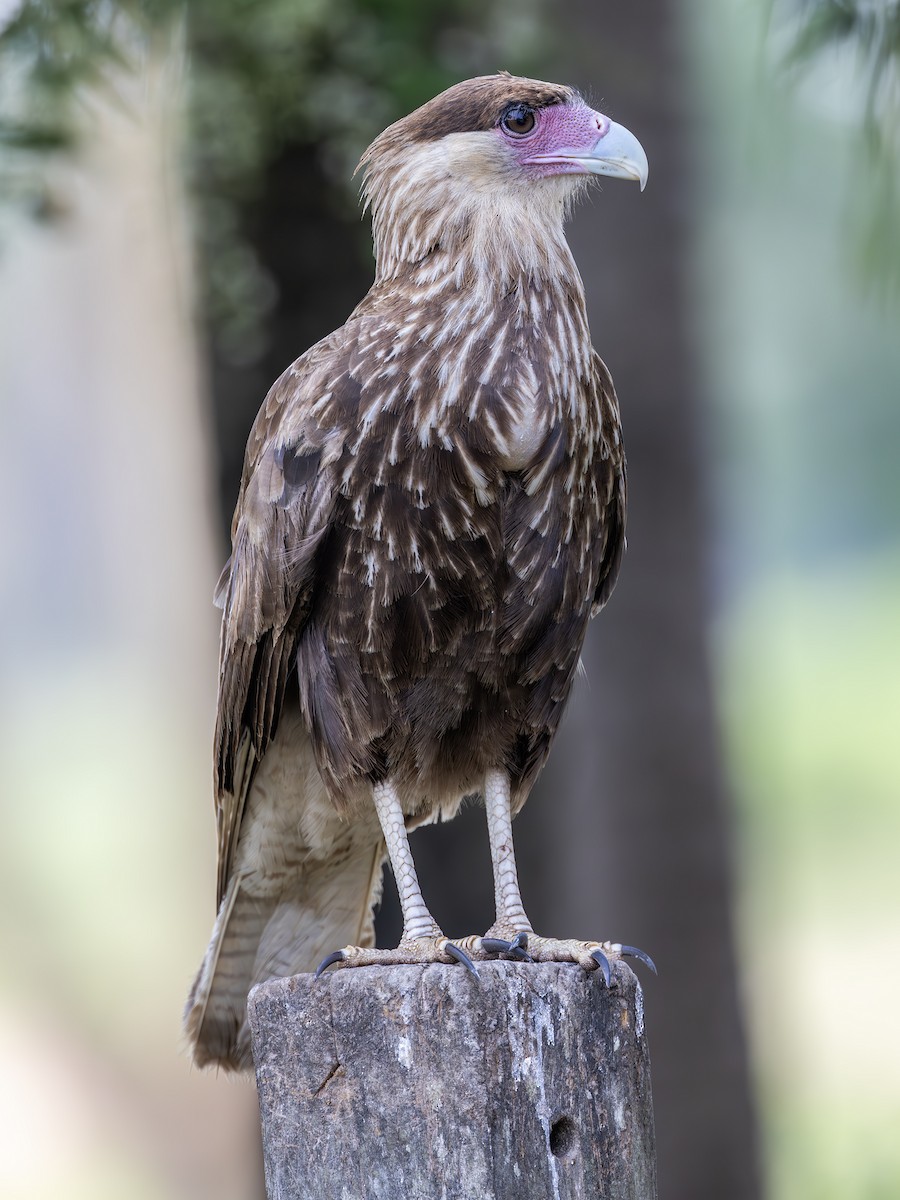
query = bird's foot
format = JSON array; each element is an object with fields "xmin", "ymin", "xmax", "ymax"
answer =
[
  {"xmin": 316, "ymin": 934, "xmax": 479, "ymax": 979},
  {"xmin": 456, "ymin": 926, "xmax": 655, "ymax": 981},
  {"xmin": 524, "ymin": 935, "xmax": 657, "ymax": 986}
]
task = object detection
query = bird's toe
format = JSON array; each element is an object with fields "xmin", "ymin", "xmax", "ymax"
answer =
[
  {"xmin": 524, "ymin": 936, "xmax": 657, "ymax": 983},
  {"xmin": 314, "ymin": 935, "xmax": 481, "ymax": 977}
]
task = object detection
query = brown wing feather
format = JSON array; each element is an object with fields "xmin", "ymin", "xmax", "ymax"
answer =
[
  {"xmin": 590, "ymin": 351, "xmax": 627, "ymax": 615},
  {"xmin": 212, "ymin": 345, "xmax": 342, "ymax": 905}
]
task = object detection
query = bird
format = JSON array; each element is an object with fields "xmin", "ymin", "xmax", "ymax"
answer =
[{"xmin": 185, "ymin": 72, "xmax": 653, "ymax": 1072}]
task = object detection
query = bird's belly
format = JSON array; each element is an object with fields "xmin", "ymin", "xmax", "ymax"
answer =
[{"xmin": 300, "ymin": 450, "xmax": 596, "ymax": 807}]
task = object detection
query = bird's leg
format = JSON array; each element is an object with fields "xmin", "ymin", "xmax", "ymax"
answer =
[
  {"xmin": 455, "ymin": 769, "xmax": 532, "ymax": 962},
  {"xmin": 485, "ymin": 768, "xmax": 532, "ymax": 932},
  {"xmin": 476, "ymin": 768, "xmax": 533, "ymax": 956},
  {"xmin": 316, "ymin": 779, "xmax": 478, "ymax": 977},
  {"xmin": 465, "ymin": 770, "xmax": 657, "ymax": 983}
]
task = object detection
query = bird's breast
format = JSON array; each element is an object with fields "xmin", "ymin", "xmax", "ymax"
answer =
[
  {"xmin": 488, "ymin": 361, "xmax": 551, "ymax": 472},
  {"xmin": 494, "ymin": 408, "xmax": 548, "ymax": 472}
]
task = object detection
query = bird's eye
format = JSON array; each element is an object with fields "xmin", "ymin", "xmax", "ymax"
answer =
[{"xmin": 501, "ymin": 104, "xmax": 536, "ymax": 136}]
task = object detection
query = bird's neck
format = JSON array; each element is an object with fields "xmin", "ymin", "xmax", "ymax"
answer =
[
  {"xmin": 370, "ymin": 202, "xmax": 587, "ymax": 326},
  {"xmin": 369, "ymin": 167, "xmax": 583, "ymax": 291}
]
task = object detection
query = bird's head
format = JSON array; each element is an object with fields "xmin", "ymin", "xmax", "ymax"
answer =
[{"xmin": 360, "ymin": 73, "xmax": 648, "ymax": 284}]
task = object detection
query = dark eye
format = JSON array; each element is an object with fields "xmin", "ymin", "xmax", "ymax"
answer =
[{"xmin": 501, "ymin": 104, "xmax": 536, "ymax": 136}]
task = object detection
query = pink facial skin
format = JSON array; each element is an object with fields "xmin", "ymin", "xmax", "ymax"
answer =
[{"xmin": 495, "ymin": 102, "xmax": 611, "ymax": 178}]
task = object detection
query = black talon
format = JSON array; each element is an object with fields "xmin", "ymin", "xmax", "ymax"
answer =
[
  {"xmin": 444, "ymin": 941, "xmax": 480, "ymax": 978},
  {"xmin": 315, "ymin": 949, "xmax": 346, "ymax": 979},
  {"xmin": 591, "ymin": 948, "xmax": 612, "ymax": 987},
  {"xmin": 480, "ymin": 935, "xmax": 533, "ymax": 962},
  {"xmin": 508, "ymin": 931, "xmax": 532, "ymax": 962},
  {"xmin": 480, "ymin": 937, "xmax": 513, "ymax": 955},
  {"xmin": 620, "ymin": 945, "xmax": 658, "ymax": 975}
]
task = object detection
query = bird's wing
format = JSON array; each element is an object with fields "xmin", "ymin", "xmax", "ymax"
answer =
[
  {"xmin": 212, "ymin": 348, "xmax": 341, "ymax": 906},
  {"xmin": 591, "ymin": 351, "xmax": 627, "ymax": 615}
]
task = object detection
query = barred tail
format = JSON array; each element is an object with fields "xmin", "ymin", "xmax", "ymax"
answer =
[{"xmin": 185, "ymin": 833, "xmax": 384, "ymax": 1071}]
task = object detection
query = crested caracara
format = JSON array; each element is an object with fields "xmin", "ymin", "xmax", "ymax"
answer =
[{"xmin": 186, "ymin": 72, "xmax": 652, "ymax": 1071}]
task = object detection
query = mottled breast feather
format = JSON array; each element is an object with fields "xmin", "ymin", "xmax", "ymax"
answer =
[{"xmin": 213, "ymin": 257, "xmax": 625, "ymax": 832}]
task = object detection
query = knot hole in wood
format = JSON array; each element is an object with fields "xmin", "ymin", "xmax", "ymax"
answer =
[{"xmin": 550, "ymin": 1114, "xmax": 578, "ymax": 1161}]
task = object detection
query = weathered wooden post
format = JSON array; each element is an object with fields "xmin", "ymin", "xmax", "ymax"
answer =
[{"xmin": 249, "ymin": 960, "xmax": 656, "ymax": 1199}]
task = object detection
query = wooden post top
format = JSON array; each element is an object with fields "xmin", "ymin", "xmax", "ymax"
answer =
[{"xmin": 249, "ymin": 961, "xmax": 656, "ymax": 1199}]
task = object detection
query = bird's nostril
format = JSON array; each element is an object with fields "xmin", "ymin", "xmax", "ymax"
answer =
[{"xmin": 595, "ymin": 115, "xmax": 610, "ymax": 136}]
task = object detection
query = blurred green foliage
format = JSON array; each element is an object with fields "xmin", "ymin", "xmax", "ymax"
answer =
[
  {"xmin": 788, "ymin": 0, "xmax": 900, "ymax": 111},
  {"xmin": 720, "ymin": 556, "xmax": 900, "ymax": 1200},
  {"xmin": 0, "ymin": 0, "xmax": 544, "ymax": 343},
  {"xmin": 780, "ymin": 1, "xmax": 900, "ymax": 296},
  {"xmin": 0, "ymin": 2, "xmax": 177, "ymax": 195}
]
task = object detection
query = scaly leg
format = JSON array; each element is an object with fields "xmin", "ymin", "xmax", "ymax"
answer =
[
  {"xmin": 465, "ymin": 770, "xmax": 657, "ymax": 984},
  {"xmin": 316, "ymin": 779, "xmax": 478, "ymax": 977},
  {"xmin": 479, "ymin": 767, "xmax": 532, "ymax": 952}
]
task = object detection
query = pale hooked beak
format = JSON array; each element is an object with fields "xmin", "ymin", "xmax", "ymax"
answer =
[
  {"xmin": 583, "ymin": 120, "xmax": 649, "ymax": 190},
  {"xmin": 525, "ymin": 118, "xmax": 649, "ymax": 191}
]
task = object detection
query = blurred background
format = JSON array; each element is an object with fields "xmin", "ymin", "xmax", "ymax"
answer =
[{"xmin": 1, "ymin": 1, "xmax": 898, "ymax": 1198}]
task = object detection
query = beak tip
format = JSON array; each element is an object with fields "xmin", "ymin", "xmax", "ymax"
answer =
[{"xmin": 590, "ymin": 118, "xmax": 649, "ymax": 193}]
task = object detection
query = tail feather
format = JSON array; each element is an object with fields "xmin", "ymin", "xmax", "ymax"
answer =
[
  {"xmin": 185, "ymin": 705, "xmax": 385, "ymax": 1072},
  {"xmin": 185, "ymin": 835, "xmax": 384, "ymax": 1071},
  {"xmin": 184, "ymin": 877, "xmax": 269, "ymax": 1069}
]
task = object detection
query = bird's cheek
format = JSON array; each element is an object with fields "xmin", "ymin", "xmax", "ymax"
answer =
[{"xmin": 445, "ymin": 131, "xmax": 515, "ymax": 190}]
